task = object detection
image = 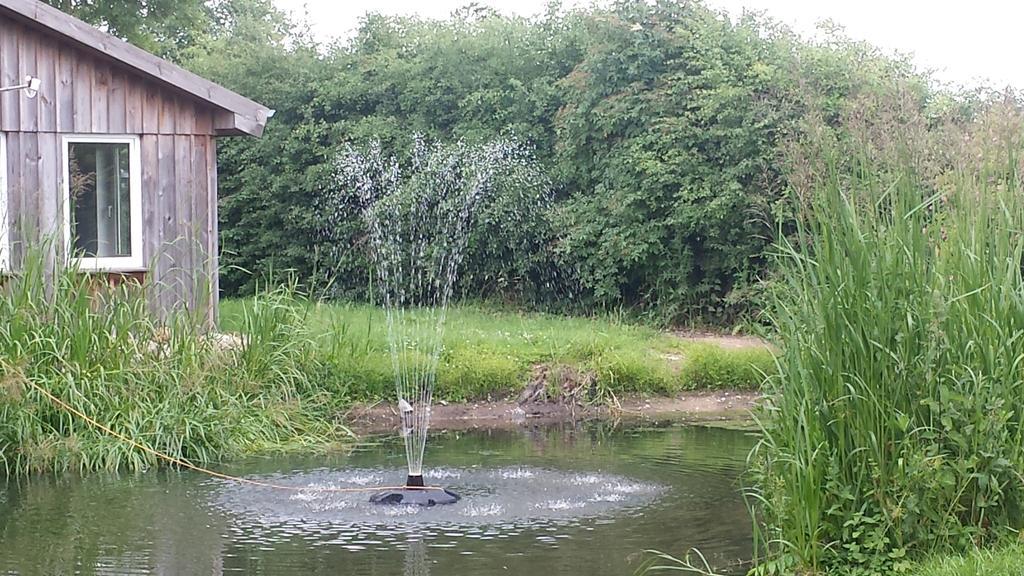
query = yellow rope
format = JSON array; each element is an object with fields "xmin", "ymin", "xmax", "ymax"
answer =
[{"xmin": 26, "ymin": 379, "xmax": 440, "ymax": 494}]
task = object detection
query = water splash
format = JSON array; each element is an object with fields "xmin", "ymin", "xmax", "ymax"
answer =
[
  {"xmin": 212, "ymin": 466, "xmax": 664, "ymax": 527},
  {"xmin": 330, "ymin": 136, "xmax": 546, "ymax": 478}
]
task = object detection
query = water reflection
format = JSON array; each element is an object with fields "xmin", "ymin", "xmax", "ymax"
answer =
[{"xmin": 405, "ymin": 539, "xmax": 430, "ymax": 576}]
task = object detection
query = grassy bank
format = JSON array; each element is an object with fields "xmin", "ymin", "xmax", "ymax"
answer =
[
  {"xmin": 0, "ymin": 249, "xmax": 346, "ymax": 475},
  {"xmin": 0, "ymin": 251, "xmax": 770, "ymax": 475},
  {"xmin": 219, "ymin": 301, "xmax": 773, "ymax": 403}
]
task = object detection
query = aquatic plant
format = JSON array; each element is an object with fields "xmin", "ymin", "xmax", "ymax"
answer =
[
  {"xmin": 634, "ymin": 548, "xmax": 732, "ymax": 575},
  {"xmin": 0, "ymin": 240, "xmax": 344, "ymax": 474},
  {"xmin": 751, "ymin": 92, "xmax": 1024, "ymax": 574}
]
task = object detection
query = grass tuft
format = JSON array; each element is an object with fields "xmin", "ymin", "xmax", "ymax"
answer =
[
  {"xmin": 0, "ymin": 244, "xmax": 346, "ymax": 475},
  {"xmin": 908, "ymin": 542, "xmax": 1024, "ymax": 576}
]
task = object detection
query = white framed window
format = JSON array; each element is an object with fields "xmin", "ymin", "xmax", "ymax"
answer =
[
  {"xmin": 62, "ymin": 135, "xmax": 143, "ymax": 271},
  {"xmin": 0, "ymin": 132, "xmax": 8, "ymax": 272}
]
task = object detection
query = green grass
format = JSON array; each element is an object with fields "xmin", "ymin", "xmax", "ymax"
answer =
[
  {"xmin": 909, "ymin": 544, "xmax": 1024, "ymax": 576},
  {"xmin": 219, "ymin": 300, "xmax": 773, "ymax": 403}
]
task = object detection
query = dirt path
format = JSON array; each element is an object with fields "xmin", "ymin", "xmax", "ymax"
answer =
[
  {"xmin": 344, "ymin": 389, "xmax": 760, "ymax": 434},
  {"xmin": 344, "ymin": 333, "xmax": 768, "ymax": 435},
  {"xmin": 673, "ymin": 330, "xmax": 772, "ymax": 350}
]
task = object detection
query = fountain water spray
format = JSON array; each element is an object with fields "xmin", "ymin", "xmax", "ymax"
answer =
[{"xmin": 331, "ymin": 136, "xmax": 544, "ymax": 505}]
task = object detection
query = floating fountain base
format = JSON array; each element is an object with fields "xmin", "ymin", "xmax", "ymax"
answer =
[{"xmin": 369, "ymin": 476, "xmax": 461, "ymax": 506}]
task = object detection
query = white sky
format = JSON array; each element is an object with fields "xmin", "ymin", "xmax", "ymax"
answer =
[{"xmin": 275, "ymin": 0, "xmax": 1024, "ymax": 89}]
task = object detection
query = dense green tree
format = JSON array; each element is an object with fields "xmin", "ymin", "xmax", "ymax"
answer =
[
  {"xmin": 554, "ymin": 1, "xmax": 797, "ymax": 321},
  {"xmin": 48, "ymin": 0, "xmax": 945, "ymax": 323},
  {"xmin": 44, "ymin": 0, "xmax": 213, "ymax": 60},
  {"xmin": 182, "ymin": 0, "xmax": 330, "ymax": 297},
  {"xmin": 222, "ymin": 8, "xmax": 593, "ymax": 301},
  {"xmin": 197, "ymin": 1, "xmax": 938, "ymax": 320}
]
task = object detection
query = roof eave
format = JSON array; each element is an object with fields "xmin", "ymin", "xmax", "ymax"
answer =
[{"xmin": 214, "ymin": 111, "xmax": 270, "ymax": 138}]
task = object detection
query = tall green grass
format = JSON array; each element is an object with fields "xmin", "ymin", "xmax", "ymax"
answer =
[
  {"xmin": 751, "ymin": 98, "xmax": 1024, "ymax": 574},
  {"xmin": 0, "ymin": 244, "xmax": 345, "ymax": 475}
]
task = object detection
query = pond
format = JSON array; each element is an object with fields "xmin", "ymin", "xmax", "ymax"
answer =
[{"xmin": 0, "ymin": 422, "xmax": 755, "ymax": 575}]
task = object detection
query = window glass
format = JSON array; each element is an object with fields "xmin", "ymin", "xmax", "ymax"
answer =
[{"xmin": 69, "ymin": 141, "xmax": 133, "ymax": 258}]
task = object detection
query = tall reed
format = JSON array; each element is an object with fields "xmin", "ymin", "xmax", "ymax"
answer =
[
  {"xmin": 0, "ymin": 241, "xmax": 344, "ymax": 475},
  {"xmin": 751, "ymin": 94, "xmax": 1024, "ymax": 574}
]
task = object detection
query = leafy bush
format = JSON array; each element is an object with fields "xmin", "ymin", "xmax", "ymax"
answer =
[
  {"xmin": 554, "ymin": 1, "xmax": 796, "ymax": 322},
  {"xmin": 183, "ymin": 0, "xmax": 935, "ymax": 324}
]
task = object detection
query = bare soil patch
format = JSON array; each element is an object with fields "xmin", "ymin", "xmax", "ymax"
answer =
[
  {"xmin": 345, "ymin": 389, "xmax": 759, "ymax": 434},
  {"xmin": 343, "ymin": 333, "xmax": 767, "ymax": 435},
  {"xmin": 673, "ymin": 330, "xmax": 772, "ymax": 350}
]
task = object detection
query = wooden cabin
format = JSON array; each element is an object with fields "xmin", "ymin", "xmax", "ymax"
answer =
[{"xmin": 0, "ymin": 0, "xmax": 271, "ymax": 324}]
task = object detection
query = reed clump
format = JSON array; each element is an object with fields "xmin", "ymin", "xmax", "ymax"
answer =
[
  {"xmin": 0, "ymin": 247, "xmax": 345, "ymax": 475},
  {"xmin": 751, "ymin": 91, "xmax": 1024, "ymax": 574}
]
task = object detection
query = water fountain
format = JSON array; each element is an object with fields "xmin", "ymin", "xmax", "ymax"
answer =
[{"xmin": 332, "ymin": 136, "xmax": 543, "ymax": 505}]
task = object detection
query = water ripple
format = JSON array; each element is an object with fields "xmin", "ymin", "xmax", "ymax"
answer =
[{"xmin": 209, "ymin": 466, "xmax": 664, "ymax": 550}]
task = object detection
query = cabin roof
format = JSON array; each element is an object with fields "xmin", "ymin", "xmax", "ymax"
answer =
[{"xmin": 0, "ymin": 0, "xmax": 272, "ymax": 137}]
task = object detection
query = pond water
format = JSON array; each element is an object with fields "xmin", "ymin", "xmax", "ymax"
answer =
[{"xmin": 0, "ymin": 422, "xmax": 755, "ymax": 575}]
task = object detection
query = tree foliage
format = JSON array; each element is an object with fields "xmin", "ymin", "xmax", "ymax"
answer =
[
  {"xmin": 51, "ymin": 0, "xmax": 947, "ymax": 323},
  {"xmin": 43, "ymin": 0, "xmax": 212, "ymax": 60},
  {"xmin": 554, "ymin": 2, "xmax": 798, "ymax": 320}
]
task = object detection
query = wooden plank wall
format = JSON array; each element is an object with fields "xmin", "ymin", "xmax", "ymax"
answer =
[{"xmin": 0, "ymin": 12, "xmax": 221, "ymax": 323}]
